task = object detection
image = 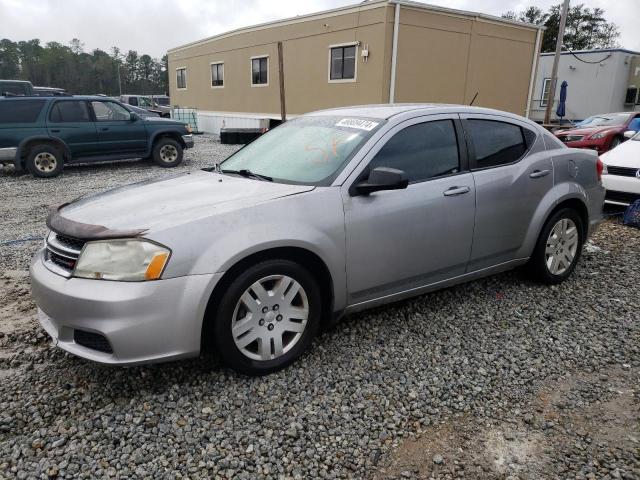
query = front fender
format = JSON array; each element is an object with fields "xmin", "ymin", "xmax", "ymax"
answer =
[
  {"xmin": 147, "ymin": 128, "xmax": 188, "ymax": 155},
  {"xmin": 148, "ymin": 188, "xmax": 348, "ymax": 311}
]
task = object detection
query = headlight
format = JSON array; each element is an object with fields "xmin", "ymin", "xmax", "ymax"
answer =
[
  {"xmin": 590, "ymin": 130, "xmax": 613, "ymax": 140},
  {"xmin": 74, "ymin": 239, "xmax": 170, "ymax": 281},
  {"xmin": 185, "ymin": 124, "xmax": 192, "ymax": 134}
]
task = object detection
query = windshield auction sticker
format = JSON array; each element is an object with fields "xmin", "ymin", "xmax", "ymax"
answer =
[{"xmin": 335, "ymin": 118, "xmax": 379, "ymax": 131}]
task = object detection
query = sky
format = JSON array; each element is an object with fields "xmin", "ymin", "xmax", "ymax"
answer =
[{"xmin": 0, "ymin": 0, "xmax": 638, "ymax": 58}]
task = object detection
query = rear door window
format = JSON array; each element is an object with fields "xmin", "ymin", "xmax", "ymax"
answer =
[
  {"xmin": 49, "ymin": 101, "xmax": 91, "ymax": 122},
  {"xmin": 466, "ymin": 119, "xmax": 529, "ymax": 169},
  {"xmin": 0, "ymin": 100, "xmax": 46, "ymax": 123}
]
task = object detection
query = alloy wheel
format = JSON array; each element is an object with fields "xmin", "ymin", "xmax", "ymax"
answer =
[
  {"xmin": 231, "ymin": 274, "xmax": 309, "ymax": 361},
  {"xmin": 545, "ymin": 218, "xmax": 579, "ymax": 275}
]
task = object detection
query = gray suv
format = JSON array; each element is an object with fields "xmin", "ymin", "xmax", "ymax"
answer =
[{"xmin": 31, "ymin": 104, "xmax": 605, "ymax": 375}]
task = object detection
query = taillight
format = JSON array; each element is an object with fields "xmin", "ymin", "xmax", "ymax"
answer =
[{"xmin": 596, "ymin": 157, "xmax": 606, "ymax": 181}]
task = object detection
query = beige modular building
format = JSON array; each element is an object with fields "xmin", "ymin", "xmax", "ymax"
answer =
[{"xmin": 168, "ymin": 0, "xmax": 544, "ymax": 133}]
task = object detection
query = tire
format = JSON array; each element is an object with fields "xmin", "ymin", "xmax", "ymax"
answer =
[
  {"xmin": 210, "ymin": 259, "xmax": 322, "ymax": 376},
  {"xmin": 152, "ymin": 137, "xmax": 183, "ymax": 168},
  {"xmin": 610, "ymin": 136, "xmax": 622, "ymax": 149},
  {"xmin": 527, "ymin": 208, "xmax": 584, "ymax": 284},
  {"xmin": 25, "ymin": 144, "xmax": 64, "ymax": 178}
]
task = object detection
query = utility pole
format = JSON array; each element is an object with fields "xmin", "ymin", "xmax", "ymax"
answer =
[
  {"xmin": 277, "ymin": 41, "xmax": 286, "ymax": 122},
  {"xmin": 117, "ymin": 64, "xmax": 122, "ymax": 97},
  {"xmin": 544, "ymin": 0, "xmax": 570, "ymax": 125}
]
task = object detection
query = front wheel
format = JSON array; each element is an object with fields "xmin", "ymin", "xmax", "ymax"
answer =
[
  {"xmin": 152, "ymin": 138, "xmax": 183, "ymax": 168},
  {"xmin": 209, "ymin": 259, "xmax": 322, "ymax": 375},
  {"xmin": 610, "ymin": 136, "xmax": 622, "ymax": 149},
  {"xmin": 527, "ymin": 208, "xmax": 584, "ymax": 284}
]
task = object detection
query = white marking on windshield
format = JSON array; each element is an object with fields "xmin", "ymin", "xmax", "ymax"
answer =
[{"xmin": 335, "ymin": 118, "xmax": 379, "ymax": 131}]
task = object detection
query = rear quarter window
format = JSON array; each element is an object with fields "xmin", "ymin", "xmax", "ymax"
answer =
[{"xmin": 0, "ymin": 100, "xmax": 46, "ymax": 123}]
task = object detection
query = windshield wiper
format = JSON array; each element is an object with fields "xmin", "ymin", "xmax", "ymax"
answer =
[{"xmin": 220, "ymin": 168, "xmax": 273, "ymax": 182}]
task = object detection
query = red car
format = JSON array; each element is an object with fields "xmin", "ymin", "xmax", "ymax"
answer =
[{"xmin": 554, "ymin": 112, "xmax": 640, "ymax": 154}]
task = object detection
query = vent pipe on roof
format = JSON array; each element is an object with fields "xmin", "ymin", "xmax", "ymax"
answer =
[{"xmin": 389, "ymin": 2, "xmax": 400, "ymax": 103}]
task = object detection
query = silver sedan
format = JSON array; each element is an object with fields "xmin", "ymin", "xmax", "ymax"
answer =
[{"xmin": 31, "ymin": 104, "xmax": 605, "ymax": 375}]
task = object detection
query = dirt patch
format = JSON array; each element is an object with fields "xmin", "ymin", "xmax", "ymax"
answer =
[
  {"xmin": 0, "ymin": 271, "xmax": 41, "ymax": 355},
  {"xmin": 376, "ymin": 366, "xmax": 640, "ymax": 479}
]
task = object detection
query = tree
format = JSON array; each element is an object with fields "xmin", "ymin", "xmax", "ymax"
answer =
[
  {"xmin": 502, "ymin": 3, "xmax": 620, "ymax": 53},
  {"xmin": 0, "ymin": 37, "xmax": 167, "ymax": 95},
  {"xmin": 69, "ymin": 38, "xmax": 84, "ymax": 55},
  {"xmin": 0, "ymin": 39, "xmax": 20, "ymax": 78}
]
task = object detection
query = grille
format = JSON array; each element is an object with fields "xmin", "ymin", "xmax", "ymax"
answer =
[
  {"xmin": 607, "ymin": 166, "xmax": 639, "ymax": 177},
  {"xmin": 44, "ymin": 232, "xmax": 84, "ymax": 277},
  {"xmin": 605, "ymin": 190, "xmax": 640, "ymax": 205},
  {"xmin": 73, "ymin": 330, "xmax": 113, "ymax": 354},
  {"xmin": 558, "ymin": 135, "xmax": 584, "ymax": 143},
  {"xmin": 54, "ymin": 234, "xmax": 86, "ymax": 251}
]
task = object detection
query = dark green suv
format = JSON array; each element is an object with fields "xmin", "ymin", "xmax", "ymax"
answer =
[{"xmin": 0, "ymin": 96, "xmax": 194, "ymax": 177}]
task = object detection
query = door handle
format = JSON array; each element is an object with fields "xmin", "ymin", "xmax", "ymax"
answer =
[
  {"xmin": 50, "ymin": 129, "xmax": 60, "ymax": 133},
  {"xmin": 443, "ymin": 186, "xmax": 470, "ymax": 197},
  {"xmin": 100, "ymin": 127, "xmax": 110, "ymax": 131},
  {"xmin": 529, "ymin": 169, "xmax": 550, "ymax": 179}
]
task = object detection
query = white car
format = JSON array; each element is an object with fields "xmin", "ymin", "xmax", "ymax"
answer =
[{"xmin": 601, "ymin": 130, "xmax": 640, "ymax": 206}]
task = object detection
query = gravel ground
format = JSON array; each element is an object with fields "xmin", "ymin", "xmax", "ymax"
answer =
[{"xmin": 0, "ymin": 136, "xmax": 639, "ymax": 479}]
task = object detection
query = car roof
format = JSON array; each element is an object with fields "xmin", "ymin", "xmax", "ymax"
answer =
[
  {"xmin": 0, "ymin": 95, "xmax": 120, "ymax": 101},
  {"xmin": 307, "ymin": 103, "xmax": 533, "ymax": 122},
  {"xmin": 0, "ymin": 79, "xmax": 31, "ymax": 84}
]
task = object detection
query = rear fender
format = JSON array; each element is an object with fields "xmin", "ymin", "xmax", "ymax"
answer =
[{"xmin": 15, "ymin": 136, "xmax": 70, "ymax": 171}]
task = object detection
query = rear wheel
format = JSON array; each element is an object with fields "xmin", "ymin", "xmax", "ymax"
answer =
[
  {"xmin": 26, "ymin": 145, "xmax": 64, "ymax": 178},
  {"xmin": 152, "ymin": 137, "xmax": 183, "ymax": 168},
  {"xmin": 209, "ymin": 259, "xmax": 322, "ymax": 375},
  {"xmin": 528, "ymin": 208, "xmax": 584, "ymax": 284}
]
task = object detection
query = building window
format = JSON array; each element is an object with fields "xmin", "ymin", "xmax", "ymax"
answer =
[
  {"xmin": 624, "ymin": 87, "xmax": 638, "ymax": 105},
  {"xmin": 540, "ymin": 77, "xmax": 554, "ymax": 107},
  {"xmin": 211, "ymin": 62, "xmax": 224, "ymax": 88},
  {"xmin": 329, "ymin": 44, "xmax": 357, "ymax": 82},
  {"xmin": 176, "ymin": 68, "xmax": 187, "ymax": 89},
  {"xmin": 251, "ymin": 56, "xmax": 268, "ymax": 86}
]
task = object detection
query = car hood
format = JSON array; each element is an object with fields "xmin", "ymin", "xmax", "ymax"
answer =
[
  {"xmin": 601, "ymin": 139, "xmax": 640, "ymax": 167},
  {"xmin": 557, "ymin": 126, "xmax": 621, "ymax": 137},
  {"xmin": 52, "ymin": 170, "xmax": 315, "ymax": 236}
]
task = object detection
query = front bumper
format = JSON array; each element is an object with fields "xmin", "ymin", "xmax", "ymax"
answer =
[
  {"xmin": 602, "ymin": 174, "xmax": 640, "ymax": 206},
  {"xmin": 182, "ymin": 134, "xmax": 194, "ymax": 149},
  {"xmin": 561, "ymin": 138, "xmax": 608, "ymax": 153},
  {"xmin": 30, "ymin": 249, "xmax": 222, "ymax": 365}
]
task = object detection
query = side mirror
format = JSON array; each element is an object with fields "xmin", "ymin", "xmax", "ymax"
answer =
[
  {"xmin": 129, "ymin": 112, "xmax": 139, "ymax": 121},
  {"xmin": 623, "ymin": 130, "xmax": 636, "ymax": 139},
  {"xmin": 352, "ymin": 167, "xmax": 409, "ymax": 196}
]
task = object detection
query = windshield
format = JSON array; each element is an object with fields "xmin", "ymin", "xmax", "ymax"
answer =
[
  {"xmin": 154, "ymin": 97, "xmax": 169, "ymax": 106},
  {"xmin": 138, "ymin": 96, "xmax": 153, "ymax": 107},
  {"xmin": 219, "ymin": 116, "xmax": 384, "ymax": 185},
  {"xmin": 575, "ymin": 113, "xmax": 629, "ymax": 127}
]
